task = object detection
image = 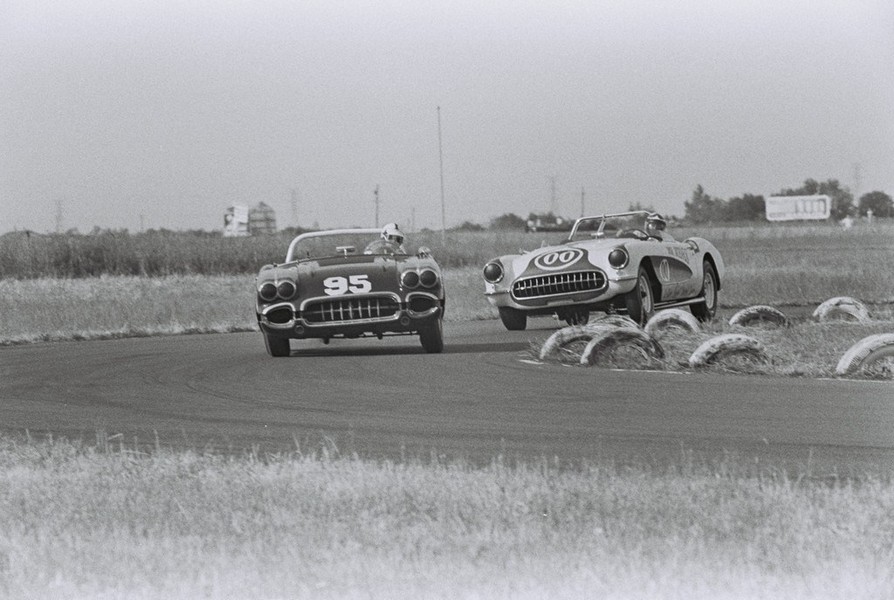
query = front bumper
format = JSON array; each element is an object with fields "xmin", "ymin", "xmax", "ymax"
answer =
[
  {"xmin": 257, "ymin": 292, "xmax": 443, "ymax": 339},
  {"xmin": 484, "ymin": 276, "xmax": 637, "ymax": 311}
]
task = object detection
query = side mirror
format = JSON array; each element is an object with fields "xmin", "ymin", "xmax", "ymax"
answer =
[{"xmin": 416, "ymin": 246, "xmax": 432, "ymax": 257}]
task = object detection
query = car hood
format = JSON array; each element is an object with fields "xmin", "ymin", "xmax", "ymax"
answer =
[
  {"xmin": 259, "ymin": 254, "xmax": 440, "ymax": 299},
  {"xmin": 508, "ymin": 239, "xmax": 620, "ymax": 277}
]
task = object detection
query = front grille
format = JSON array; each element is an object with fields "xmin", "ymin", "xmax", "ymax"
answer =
[
  {"xmin": 512, "ymin": 270, "xmax": 606, "ymax": 299},
  {"xmin": 303, "ymin": 296, "xmax": 400, "ymax": 323}
]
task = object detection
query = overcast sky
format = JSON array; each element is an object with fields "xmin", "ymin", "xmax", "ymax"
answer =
[{"xmin": 2, "ymin": 0, "xmax": 892, "ymax": 233}]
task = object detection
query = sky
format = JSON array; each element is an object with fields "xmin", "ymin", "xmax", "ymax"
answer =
[{"xmin": 2, "ymin": 0, "xmax": 893, "ymax": 233}]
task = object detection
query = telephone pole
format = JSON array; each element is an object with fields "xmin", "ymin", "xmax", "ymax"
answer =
[
  {"xmin": 374, "ymin": 184, "xmax": 380, "ymax": 228},
  {"xmin": 437, "ymin": 106, "xmax": 446, "ymax": 239}
]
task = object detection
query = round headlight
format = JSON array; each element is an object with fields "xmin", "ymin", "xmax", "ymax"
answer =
[
  {"xmin": 483, "ymin": 261, "xmax": 504, "ymax": 283},
  {"xmin": 608, "ymin": 247, "xmax": 629, "ymax": 269},
  {"xmin": 277, "ymin": 281, "xmax": 296, "ymax": 299},
  {"xmin": 401, "ymin": 270, "xmax": 420, "ymax": 288},
  {"xmin": 419, "ymin": 269, "xmax": 439, "ymax": 288},
  {"xmin": 259, "ymin": 282, "xmax": 278, "ymax": 302}
]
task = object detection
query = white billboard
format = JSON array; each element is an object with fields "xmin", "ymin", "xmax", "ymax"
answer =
[
  {"xmin": 223, "ymin": 205, "xmax": 250, "ymax": 236},
  {"xmin": 765, "ymin": 195, "xmax": 831, "ymax": 222}
]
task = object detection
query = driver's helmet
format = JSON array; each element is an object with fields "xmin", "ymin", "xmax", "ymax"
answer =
[
  {"xmin": 381, "ymin": 223, "xmax": 405, "ymax": 246},
  {"xmin": 645, "ymin": 213, "xmax": 667, "ymax": 233}
]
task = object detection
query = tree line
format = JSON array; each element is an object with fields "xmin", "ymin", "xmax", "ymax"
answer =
[{"xmin": 478, "ymin": 179, "xmax": 892, "ymax": 230}]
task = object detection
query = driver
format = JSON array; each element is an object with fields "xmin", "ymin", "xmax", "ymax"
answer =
[
  {"xmin": 364, "ymin": 222, "xmax": 407, "ymax": 255},
  {"xmin": 645, "ymin": 213, "xmax": 672, "ymax": 241}
]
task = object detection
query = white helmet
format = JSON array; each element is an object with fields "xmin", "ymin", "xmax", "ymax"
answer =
[{"xmin": 381, "ymin": 223, "xmax": 404, "ymax": 245}]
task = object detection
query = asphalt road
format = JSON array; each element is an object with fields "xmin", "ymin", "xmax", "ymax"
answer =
[{"xmin": 2, "ymin": 319, "xmax": 893, "ymax": 475}]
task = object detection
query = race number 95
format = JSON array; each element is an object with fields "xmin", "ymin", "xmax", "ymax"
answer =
[{"xmin": 323, "ymin": 275, "xmax": 372, "ymax": 296}]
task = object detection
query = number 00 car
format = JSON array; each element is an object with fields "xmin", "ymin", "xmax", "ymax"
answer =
[
  {"xmin": 482, "ymin": 211, "xmax": 724, "ymax": 329},
  {"xmin": 256, "ymin": 229, "xmax": 445, "ymax": 356}
]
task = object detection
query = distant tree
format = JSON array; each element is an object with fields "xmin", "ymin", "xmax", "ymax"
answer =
[
  {"xmin": 683, "ymin": 185, "xmax": 725, "ymax": 224},
  {"xmin": 858, "ymin": 191, "xmax": 893, "ymax": 218},
  {"xmin": 777, "ymin": 179, "xmax": 854, "ymax": 220},
  {"xmin": 627, "ymin": 202, "xmax": 656, "ymax": 213},
  {"xmin": 489, "ymin": 213, "xmax": 527, "ymax": 230},
  {"xmin": 723, "ymin": 194, "xmax": 765, "ymax": 222},
  {"xmin": 454, "ymin": 220, "xmax": 485, "ymax": 232}
]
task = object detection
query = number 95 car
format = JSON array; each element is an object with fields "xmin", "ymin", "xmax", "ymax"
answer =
[
  {"xmin": 483, "ymin": 211, "xmax": 724, "ymax": 329},
  {"xmin": 256, "ymin": 226, "xmax": 445, "ymax": 357}
]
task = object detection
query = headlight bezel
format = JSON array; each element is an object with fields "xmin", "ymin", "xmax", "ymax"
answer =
[{"xmin": 483, "ymin": 260, "xmax": 504, "ymax": 284}]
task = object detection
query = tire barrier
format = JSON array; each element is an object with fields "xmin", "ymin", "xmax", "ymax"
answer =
[
  {"xmin": 644, "ymin": 309, "xmax": 701, "ymax": 337},
  {"xmin": 688, "ymin": 334, "xmax": 767, "ymax": 368},
  {"xmin": 579, "ymin": 327, "xmax": 665, "ymax": 366},
  {"xmin": 835, "ymin": 333, "xmax": 894, "ymax": 376},
  {"xmin": 813, "ymin": 296, "xmax": 870, "ymax": 323},
  {"xmin": 588, "ymin": 314, "xmax": 641, "ymax": 329},
  {"xmin": 539, "ymin": 324, "xmax": 617, "ymax": 362},
  {"xmin": 728, "ymin": 305, "xmax": 789, "ymax": 328}
]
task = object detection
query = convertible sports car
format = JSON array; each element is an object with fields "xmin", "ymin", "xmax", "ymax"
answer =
[
  {"xmin": 256, "ymin": 228, "xmax": 445, "ymax": 357},
  {"xmin": 483, "ymin": 211, "xmax": 724, "ymax": 329}
]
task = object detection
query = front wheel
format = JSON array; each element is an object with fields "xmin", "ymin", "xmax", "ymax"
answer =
[
  {"xmin": 419, "ymin": 317, "xmax": 444, "ymax": 353},
  {"xmin": 498, "ymin": 306, "xmax": 527, "ymax": 331},
  {"xmin": 264, "ymin": 333, "xmax": 291, "ymax": 357},
  {"xmin": 624, "ymin": 267, "xmax": 654, "ymax": 326},
  {"xmin": 690, "ymin": 261, "xmax": 718, "ymax": 322}
]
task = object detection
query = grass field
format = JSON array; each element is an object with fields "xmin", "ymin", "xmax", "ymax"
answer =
[
  {"xmin": 2, "ymin": 434, "xmax": 893, "ymax": 600},
  {"xmin": 2, "ymin": 223, "xmax": 893, "ymax": 598}
]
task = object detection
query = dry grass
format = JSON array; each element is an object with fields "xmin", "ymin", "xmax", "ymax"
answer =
[
  {"xmin": 530, "ymin": 308, "xmax": 894, "ymax": 379},
  {"xmin": 1, "ymin": 434, "xmax": 892, "ymax": 599}
]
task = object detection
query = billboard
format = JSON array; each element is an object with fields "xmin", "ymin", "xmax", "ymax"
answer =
[
  {"xmin": 223, "ymin": 205, "xmax": 250, "ymax": 237},
  {"xmin": 765, "ymin": 195, "xmax": 831, "ymax": 222}
]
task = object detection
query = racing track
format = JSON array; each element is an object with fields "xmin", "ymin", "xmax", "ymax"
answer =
[{"xmin": 2, "ymin": 320, "xmax": 893, "ymax": 476}]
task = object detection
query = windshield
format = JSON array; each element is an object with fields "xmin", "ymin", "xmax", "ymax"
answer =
[
  {"xmin": 286, "ymin": 230, "xmax": 407, "ymax": 262},
  {"xmin": 567, "ymin": 215, "xmax": 644, "ymax": 242}
]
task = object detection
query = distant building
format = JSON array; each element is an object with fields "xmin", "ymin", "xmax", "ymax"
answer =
[
  {"xmin": 249, "ymin": 202, "xmax": 277, "ymax": 235},
  {"xmin": 223, "ymin": 205, "xmax": 250, "ymax": 237}
]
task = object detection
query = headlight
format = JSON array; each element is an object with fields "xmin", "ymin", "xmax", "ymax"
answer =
[
  {"xmin": 277, "ymin": 281, "xmax": 296, "ymax": 300},
  {"xmin": 401, "ymin": 270, "xmax": 420, "ymax": 288},
  {"xmin": 419, "ymin": 269, "xmax": 439, "ymax": 288},
  {"xmin": 259, "ymin": 282, "xmax": 278, "ymax": 302},
  {"xmin": 608, "ymin": 247, "xmax": 629, "ymax": 269},
  {"xmin": 483, "ymin": 261, "xmax": 504, "ymax": 283}
]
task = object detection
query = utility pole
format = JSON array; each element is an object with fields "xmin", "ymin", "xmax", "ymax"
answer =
[
  {"xmin": 290, "ymin": 188, "xmax": 299, "ymax": 228},
  {"xmin": 549, "ymin": 176, "xmax": 557, "ymax": 215},
  {"xmin": 55, "ymin": 199, "xmax": 63, "ymax": 233},
  {"xmin": 580, "ymin": 186, "xmax": 585, "ymax": 217},
  {"xmin": 374, "ymin": 184, "xmax": 380, "ymax": 228},
  {"xmin": 853, "ymin": 163, "xmax": 862, "ymax": 206},
  {"xmin": 437, "ymin": 106, "xmax": 446, "ymax": 239}
]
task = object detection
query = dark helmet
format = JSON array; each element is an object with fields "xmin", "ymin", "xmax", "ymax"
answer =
[{"xmin": 646, "ymin": 213, "xmax": 667, "ymax": 232}]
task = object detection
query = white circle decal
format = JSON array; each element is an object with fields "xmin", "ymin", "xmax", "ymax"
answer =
[{"xmin": 534, "ymin": 248, "xmax": 584, "ymax": 271}]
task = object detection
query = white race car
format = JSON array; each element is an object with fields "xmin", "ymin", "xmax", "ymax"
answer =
[{"xmin": 483, "ymin": 211, "xmax": 724, "ymax": 329}]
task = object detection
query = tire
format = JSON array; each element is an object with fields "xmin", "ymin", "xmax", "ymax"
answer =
[
  {"xmin": 264, "ymin": 333, "xmax": 291, "ymax": 357},
  {"xmin": 690, "ymin": 261, "xmax": 718, "ymax": 322},
  {"xmin": 590, "ymin": 314, "xmax": 641, "ymax": 329},
  {"xmin": 539, "ymin": 324, "xmax": 616, "ymax": 363},
  {"xmin": 728, "ymin": 305, "xmax": 789, "ymax": 327},
  {"xmin": 688, "ymin": 334, "xmax": 766, "ymax": 368},
  {"xmin": 579, "ymin": 327, "xmax": 665, "ymax": 366},
  {"xmin": 498, "ymin": 306, "xmax": 528, "ymax": 331},
  {"xmin": 835, "ymin": 334, "xmax": 894, "ymax": 376},
  {"xmin": 644, "ymin": 308, "xmax": 701, "ymax": 337},
  {"xmin": 419, "ymin": 317, "xmax": 445, "ymax": 353},
  {"xmin": 813, "ymin": 296, "xmax": 870, "ymax": 323},
  {"xmin": 624, "ymin": 266, "xmax": 654, "ymax": 326}
]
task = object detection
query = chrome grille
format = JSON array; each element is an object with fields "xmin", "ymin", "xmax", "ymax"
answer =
[
  {"xmin": 512, "ymin": 270, "xmax": 606, "ymax": 299},
  {"xmin": 303, "ymin": 296, "xmax": 400, "ymax": 323}
]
